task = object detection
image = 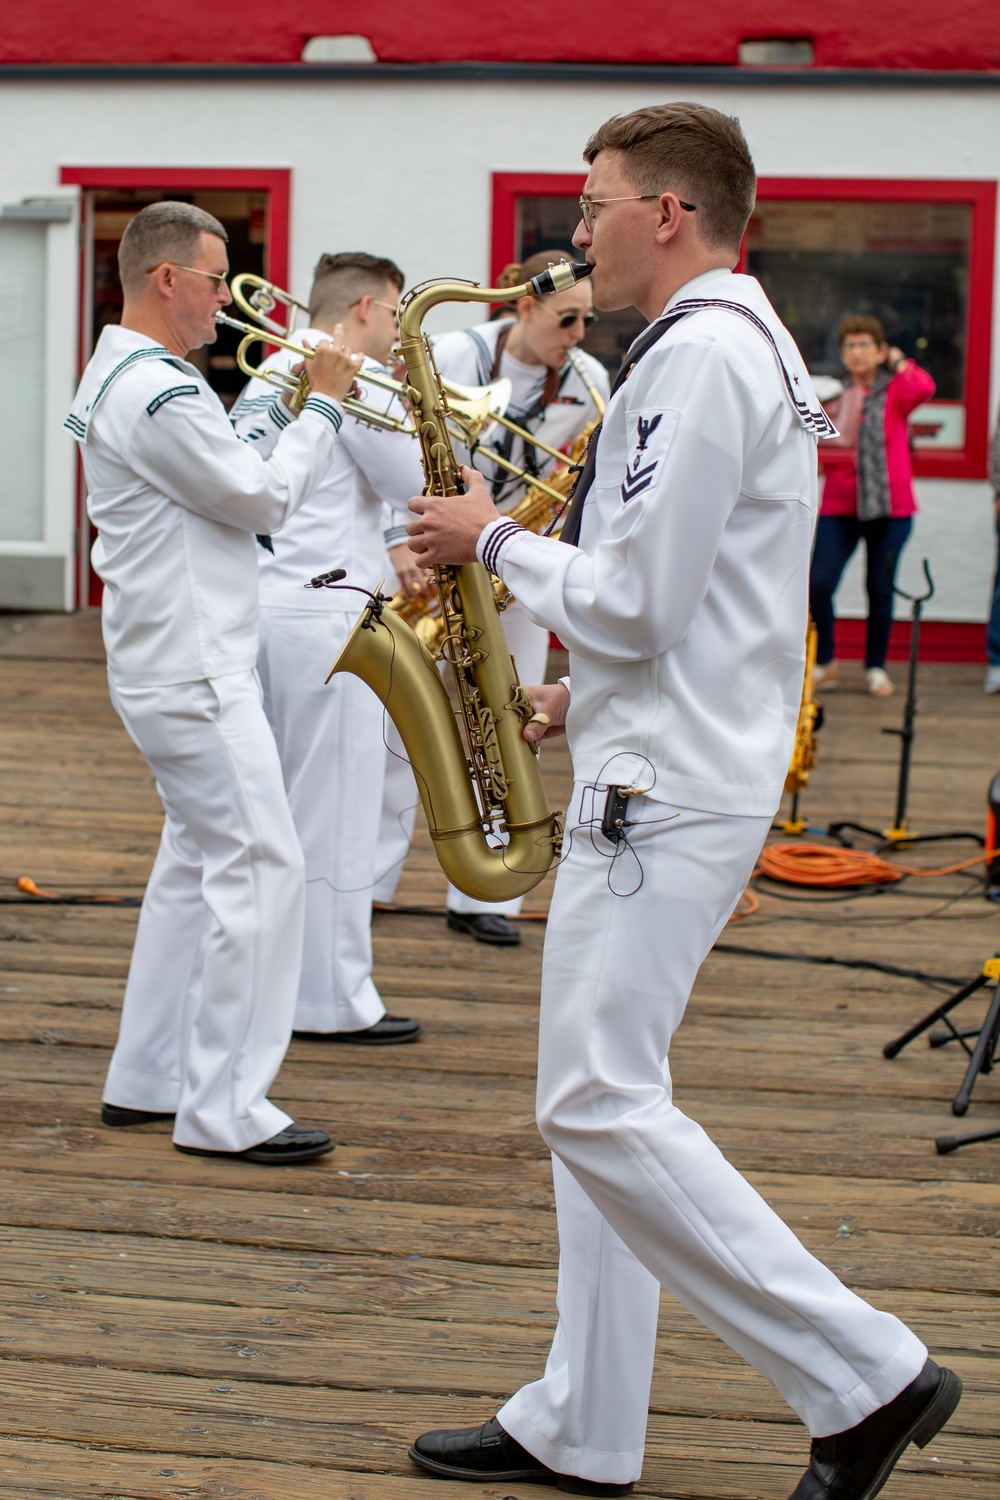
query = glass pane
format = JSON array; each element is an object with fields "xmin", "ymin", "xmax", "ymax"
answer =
[
  {"xmin": 89, "ymin": 188, "xmax": 270, "ymax": 409},
  {"xmin": 0, "ymin": 222, "xmax": 46, "ymax": 541},
  {"xmin": 517, "ymin": 196, "xmax": 645, "ymax": 374},
  {"xmin": 746, "ymin": 200, "xmax": 970, "ymax": 401}
]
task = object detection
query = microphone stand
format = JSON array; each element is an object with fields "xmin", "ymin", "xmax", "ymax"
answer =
[{"xmin": 830, "ymin": 560, "xmax": 981, "ymax": 854}]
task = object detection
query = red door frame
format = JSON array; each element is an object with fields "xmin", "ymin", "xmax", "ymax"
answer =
[
  {"xmin": 491, "ymin": 170, "xmax": 997, "ymax": 661},
  {"xmin": 60, "ymin": 165, "xmax": 291, "ymax": 605}
]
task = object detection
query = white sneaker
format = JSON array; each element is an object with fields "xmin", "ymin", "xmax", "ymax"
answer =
[
  {"xmin": 866, "ymin": 667, "xmax": 894, "ymax": 696},
  {"xmin": 985, "ymin": 665, "xmax": 1000, "ymax": 695},
  {"xmin": 813, "ymin": 660, "xmax": 839, "ymax": 691}
]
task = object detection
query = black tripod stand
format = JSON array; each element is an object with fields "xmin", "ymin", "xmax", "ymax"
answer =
[
  {"xmin": 883, "ymin": 956, "xmax": 1000, "ymax": 1153},
  {"xmin": 830, "ymin": 561, "xmax": 982, "ymax": 856}
]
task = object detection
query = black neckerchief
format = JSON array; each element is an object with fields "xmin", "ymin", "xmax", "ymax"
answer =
[{"xmin": 487, "ymin": 327, "xmax": 566, "ymax": 497}]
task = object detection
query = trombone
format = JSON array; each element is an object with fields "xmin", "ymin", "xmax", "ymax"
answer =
[{"xmin": 228, "ymin": 274, "xmax": 599, "ymax": 498}]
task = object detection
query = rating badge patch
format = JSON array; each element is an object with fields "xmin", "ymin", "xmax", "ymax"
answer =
[{"xmin": 620, "ymin": 409, "xmax": 676, "ymax": 505}]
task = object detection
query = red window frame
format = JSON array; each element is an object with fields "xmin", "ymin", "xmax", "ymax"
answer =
[
  {"xmin": 59, "ymin": 165, "xmax": 291, "ymax": 605},
  {"xmin": 491, "ymin": 171, "xmax": 996, "ymax": 481}
]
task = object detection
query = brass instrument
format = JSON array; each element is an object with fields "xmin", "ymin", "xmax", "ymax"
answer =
[
  {"xmin": 391, "ymin": 415, "xmax": 602, "ymax": 653},
  {"xmin": 781, "ymin": 620, "xmax": 823, "ymax": 834},
  {"xmin": 216, "ymin": 311, "xmax": 510, "ymax": 441},
  {"xmin": 328, "ymin": 260, "xmax": 594, "ymax": 901},
  {"xmin": 229, "ymin": 273, "xmax": 583, "ymax": 496},
  {"xmin": 231, "ymin": 272, "xmax": 310, "ymax": 337},
  {"xmin": 392, "ymin": 338, "xmax": 607, "ymax": 647}
]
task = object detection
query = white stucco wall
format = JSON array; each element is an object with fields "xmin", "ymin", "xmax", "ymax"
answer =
[{"xmin": 0, "ymin": 75, "xmax": 997, "ymax": 618}]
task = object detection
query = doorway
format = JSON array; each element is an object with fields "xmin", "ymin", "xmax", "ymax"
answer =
[{"xmin": 60, "ymin": 167, "xmax": 290, "ymax": 604}]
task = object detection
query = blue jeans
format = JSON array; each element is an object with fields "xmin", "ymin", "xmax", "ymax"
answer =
[
  {"xmin": 988, "ymin": 518, "xmax": 1000, "ymax": 667},
  {"xmin": 809, "ymin": 515, "xmax": 913, "ymax": 669}
]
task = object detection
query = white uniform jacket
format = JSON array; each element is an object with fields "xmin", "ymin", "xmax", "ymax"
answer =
[
  {"xmin": 475, "ymin": 269, "xmax": 823, "ymax": 818},
  {"xmin": 231, "ymin": 336, "xmax": 424, "ymax": 605},
  {"xmin": 66, "ymin": 326, "xmax": 345, "ymax": 685},
  {"xmin": 427, "ymin": 320, "xmax": 609, "ymax": 514}
]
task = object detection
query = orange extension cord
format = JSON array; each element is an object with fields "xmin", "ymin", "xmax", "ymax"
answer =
[{"xmin": 756, "ymin": 842, "xmax": 989, "ymax": 889}]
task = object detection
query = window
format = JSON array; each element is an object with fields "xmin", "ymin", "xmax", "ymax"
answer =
[
  {"xmin": 745, "ymin": 180, "xmax": 995, "ymax": 479},
  {"xmin": 492, "ymin": 173, "xmax": 996, "ymax": 480},
  {"xmin": 60, "ymin": 167, "xmax": 291, "ymax": 603},
  {"xmin": 492, "ymin": 173, "xmax": 643, "ymax": 375}
]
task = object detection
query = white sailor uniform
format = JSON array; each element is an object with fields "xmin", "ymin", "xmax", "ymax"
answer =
[
  {"xmin": 232, "ymin": 342, "xmax": 425, "ymax": 1032},
  {"xmin": 66, "ymin": 325, "xmax": 346, "ymax": 1153},
  {"xmin": 374, "ymin": 322, "xmax": 609, "ymax": 916},
  {"xmin": 469, "ymin": 270, "xmax": 926, "ymax": 1481}
]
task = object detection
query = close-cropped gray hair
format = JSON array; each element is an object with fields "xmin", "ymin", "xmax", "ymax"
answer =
[{"xmin": 118, "ymin": 201, "xmax": 228, "ymax": 296}]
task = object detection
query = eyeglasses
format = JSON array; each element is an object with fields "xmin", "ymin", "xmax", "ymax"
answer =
[
  {"xmin": 535, "ymin": 303, "xmax": 598, "ymax": 331},
  {"xmin": 348, "ymin": 296, "xmax": 401, "ymax": 322},
  {"xmin": 145, "ymin": 262, "xmax": 230, "ymax": 286},
  {"xmin": 578, "ymin": 194, "xmax": 697, "ymax": 232}
]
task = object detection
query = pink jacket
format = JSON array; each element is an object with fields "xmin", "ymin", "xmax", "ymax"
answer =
[{"xmin": 820, "ymin": 361, "xmax": 936, "ymax": 519}]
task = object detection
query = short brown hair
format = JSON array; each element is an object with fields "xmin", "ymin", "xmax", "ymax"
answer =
[
  {"xmin": 584, "ymin": 102, "xmax": 755, "ymax": 252},
  {"xmin": 838, "ymin": 314, "xmax": 886, "ymax": 347},
  {"xmin": 496, "ymin": 249, "xmax": 576, "ymax": 292},
  {"xmin": 309, "ymin": 251, "xmax": 405, "ymax": 324},
  {"xmin": 118, "ymin": 201, "xmax": 228, "ymax": 296}
]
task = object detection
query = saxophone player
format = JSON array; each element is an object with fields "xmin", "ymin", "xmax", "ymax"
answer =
[
  {"xmin": 404, "ymin": 103, "xmax": 960, "ymax": 1500},
  {"xmin": 375, "ymin": 251, "xmax": 609, "ymax": 946},
  {"xmin": 231, "ymin": 252, "xmax": 424, "ymax": 1045}
]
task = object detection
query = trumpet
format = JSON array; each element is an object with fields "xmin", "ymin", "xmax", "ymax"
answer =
[
  {"xmin": 216, "ymin": 311, "xmax": 515, "ymax": 452},
  {"xmin": 227, "ymin": 273, "xmax": 597, "ymax": 502},
  {"xmin": 230, "ymin": 273, "xmax": 309, "ymax": 338}
]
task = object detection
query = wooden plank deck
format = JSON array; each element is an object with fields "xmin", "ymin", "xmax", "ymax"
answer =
[{"xmin": 0, "ymin": 610, "xmax": 997, "ymax": 1500}]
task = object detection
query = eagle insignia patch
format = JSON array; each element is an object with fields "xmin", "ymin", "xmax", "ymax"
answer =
[{"xmin": 621, "ymin": 411, "xmax": 670, "ymax": 505}]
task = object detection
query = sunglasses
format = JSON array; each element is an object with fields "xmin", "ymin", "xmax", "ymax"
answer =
[
  {"xmin": 535, "ymin": 303, "xmax": 598, "ymax": 331},
  {"xmin": 145, "ymin": 262, "xmax": 229, "ymax": 287}
]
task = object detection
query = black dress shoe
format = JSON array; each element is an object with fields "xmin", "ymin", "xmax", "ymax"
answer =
[
  {"xmin": 788, "ymin": 1358, "xmax": 962, "ymax": 1500},
  {"xmin": 101, "ymin": 1103, "xmax": 176, "ymax": 1127},
  {"xmin": 446, "ymin": 911, "xmax": 521, "ymax": 946},
  {"xmin": 293, "ymin": 1014, "xmax": 422, "ymax": 1045},
  {"xmin": 409, "ymin": 1416, "xmax": 633, "ymax": 1497},
  {"xmin": 174, "ymin": 1123, "xmax": 334, "ymax": 1164}
]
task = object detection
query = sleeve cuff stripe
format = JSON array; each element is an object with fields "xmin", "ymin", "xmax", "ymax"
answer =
[
  {"xmin": 302, "ymin": 394, "xmax": 343, "ymax": 433},
  {"xmin": 268, "ymin": 395, "xmax": 292, "ymax": 429},
  {"xmin": 482, "ymin": 519, "xmax": 524, "ymax": 575}
]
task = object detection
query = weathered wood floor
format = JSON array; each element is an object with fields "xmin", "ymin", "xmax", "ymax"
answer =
[{"xmin": 0, "ymin": 611, "xmax": 998, "ymax": 1500}]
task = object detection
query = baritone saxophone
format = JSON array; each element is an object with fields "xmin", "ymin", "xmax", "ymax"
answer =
[{"xmin": 328, "ymin": 261, "xmax": 594, "ymax": 902}]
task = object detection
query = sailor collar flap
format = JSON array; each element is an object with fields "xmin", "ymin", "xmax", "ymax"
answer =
[
  {"xmin": 662, "ymin": 296, "xmax": 838, "ymax": 440},
  {"xmin": 65, "ymin": 341, "xmax": 199, "ymax": 444}
]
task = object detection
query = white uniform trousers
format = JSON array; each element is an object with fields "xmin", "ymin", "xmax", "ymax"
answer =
[
  {"xmin": 498, "ymin": 788, "xmax": 926, "ymax": 1484},
  {"xmin": 258, "ymin": 607, "xmax": 387, "ymax": 1032},
  {"xmin": 373, "ymin": 599, "xmax": 550, "ymax": 918},
  {"xmin": 105, "ymin": 671, "xmax": 305, "ymax": 1153}
]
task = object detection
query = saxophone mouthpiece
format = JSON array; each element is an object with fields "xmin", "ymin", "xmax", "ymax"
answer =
[{"xmin": 529, "ymin": 261, "xmax": 593, "ymax": 297}]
